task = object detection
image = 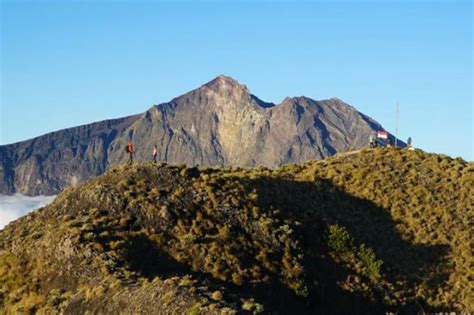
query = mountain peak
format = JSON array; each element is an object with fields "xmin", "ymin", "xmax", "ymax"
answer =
[
  {"xmin": 0, "ymin": 76, "xmax": 405, "ymax": 196},
  {"xmin": 212, "ymin": 74, "xmax": 241, "ymax": 85},
  {"xmin": 203, "ymin": 75, "xmax": 250, "ymax": 94}
]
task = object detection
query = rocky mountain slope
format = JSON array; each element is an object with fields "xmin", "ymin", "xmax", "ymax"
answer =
[
  {"xmin": 0, "ymin": 148, "xmax": 471, "ymax": 314},
  {"xmin": 0, "ymin": 75, "xmax": 402, "ymax": 196}
]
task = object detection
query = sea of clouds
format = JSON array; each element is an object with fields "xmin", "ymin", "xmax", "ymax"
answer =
[{"xmin": 0, "ymin": 194, "xmax": 56, "ymax": 229}]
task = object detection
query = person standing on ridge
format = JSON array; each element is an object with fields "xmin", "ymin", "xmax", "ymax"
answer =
[
  {"xmin": 407, "ymin": 137, "xmax": 414, "ymax": 150},
  {"xmin": 127, "ymin": 142, "xmax": 134, "ymax": 165},
  {"xmin": 152, "ymin": 145, "xmax": 158, "ymax": 163},
  {"xmin": 369, "ymin": 134, "xmax": 376, "ymax": 148}
]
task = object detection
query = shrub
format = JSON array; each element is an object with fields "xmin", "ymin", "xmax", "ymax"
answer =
[
  {"xmin": 187, "ymin": 302, "xmax": 202, "ymax": 315},
  {"xmin": 327, "ymin": 225, "xmax": 354, "ymax": 254},
  {"xmin": 211, "ymin": 290, "xmax": 223, "ymax": 301},
  {"xmin": 48, "ymin": 289, "xmax": 70, "ymax": 308},
  {"xmin": 242, "ymin": 299, "xmax": 255, "ymax": 311},
  {"xmin": 160, "ymin": 291, "xmax": 175, "ymax": 304},
  {"xmin": 357, "ymin": 244, "xmax": 383, "ymax": 281}
]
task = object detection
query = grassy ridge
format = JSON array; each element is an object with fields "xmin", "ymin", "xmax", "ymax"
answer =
[{"xmin": 0, "ymin": 148, "xmax": 472, "ymax": 314}]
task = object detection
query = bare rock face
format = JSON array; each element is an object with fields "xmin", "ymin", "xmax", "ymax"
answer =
[
  {"xmin": 0, "ymin": 75, "xmax": 400, "ymax": 195},
  {"xmin": 0, "ymin": 116, "xmax": 140, "ymax": 195}
]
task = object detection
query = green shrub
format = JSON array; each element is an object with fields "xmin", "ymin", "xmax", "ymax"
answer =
[
  {"xmin": 357, "ymin": 244, "xmax": 383, "ymax": 281},
  {"xmin": 327, "ymin": 224, "xmax": 354, "ymax": 254}
]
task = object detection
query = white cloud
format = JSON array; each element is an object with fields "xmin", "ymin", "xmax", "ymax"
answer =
[{"xmin": 0, "ymin": 194, "xmax": 56, "ymax": 229}]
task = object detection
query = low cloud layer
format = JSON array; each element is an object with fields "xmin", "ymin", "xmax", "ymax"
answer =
[{"xmin": 0, "ymin": 194, "xmax": 56, "ymax": 229}]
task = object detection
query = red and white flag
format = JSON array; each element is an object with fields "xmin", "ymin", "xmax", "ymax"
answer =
[{"xmin": 377, "ymin": 131, "xmax": 388, "ymax": 139}]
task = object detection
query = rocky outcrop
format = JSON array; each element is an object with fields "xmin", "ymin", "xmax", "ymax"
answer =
[{"xmin": 0, "ymin": 75, "xmax": 401, "ymax": 195}]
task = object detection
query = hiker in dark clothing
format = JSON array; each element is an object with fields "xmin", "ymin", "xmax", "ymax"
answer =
[
  {"xmin": 152, "ymin": 145, "xmax": 158, "ymax": 163},
  {"xmin": 127, "ymin": 142, "xmax": 134, "ymax": 165},
  {"xmin": 407, "ymin": 137, "xmax": 414, "ymax": 150}
]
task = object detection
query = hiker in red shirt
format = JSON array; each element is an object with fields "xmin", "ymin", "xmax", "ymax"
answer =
[
  {"xmin": 126, "ymin": 142, "xmax": 134, "ymax": 165},
  {"xmin": 152, "ymin": 145, "xmax": 158, "ymax": 163}
]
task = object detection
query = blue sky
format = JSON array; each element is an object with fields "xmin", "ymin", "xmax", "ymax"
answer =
[{"xmin": 1, "ymin": 0, "xmax": 472, "ymax": 160}]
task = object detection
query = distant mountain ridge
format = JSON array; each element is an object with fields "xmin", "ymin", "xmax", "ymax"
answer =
[{"xmin": 0, "ymin": 75, "xmax": 401, "ymax": 195}]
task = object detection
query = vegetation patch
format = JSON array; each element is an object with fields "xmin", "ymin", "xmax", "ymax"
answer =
[{"xmin": 0, "ymin": 149, "xmax": 471, "ymax": 314}]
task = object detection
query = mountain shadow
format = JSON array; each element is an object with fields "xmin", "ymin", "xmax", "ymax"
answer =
[{"xmin": 234, "ymin": 175, "xmax": 451, "ymax": 314}]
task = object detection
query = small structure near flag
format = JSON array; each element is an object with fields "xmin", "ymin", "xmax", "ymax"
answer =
[{"xmin": 377, "ymin": 131, "xmax": 388, "ymax": 139}]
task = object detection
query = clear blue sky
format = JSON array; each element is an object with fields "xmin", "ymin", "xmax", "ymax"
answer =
[{"xmin": 1, "ymin": 0, "xmax": 472, "ymax": 160}]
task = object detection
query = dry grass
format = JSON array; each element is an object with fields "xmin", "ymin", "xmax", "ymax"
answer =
[{"xmin": 0, "ymin": 149, "xmax": 471, "ymax": 313}]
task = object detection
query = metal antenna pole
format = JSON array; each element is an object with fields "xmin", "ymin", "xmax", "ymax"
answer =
[{"xmin": 395, "ymin": 102, "xmax": 399, "ymax": 147}]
